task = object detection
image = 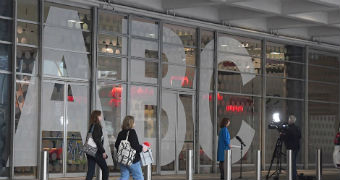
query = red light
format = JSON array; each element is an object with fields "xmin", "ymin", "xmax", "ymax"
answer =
[
  {"xmin": 226, "ymin": 105, "xmax": 244, "ymax": 112},
  {"xmin": 68, "ymin": 96, "xmax": 74, "ymax": 102},
  {"xmin": 170, "ymin": 76, "xmax": 189, "ymax": 86},
  {"xmin": 110, "ymin": 86, "xmax": 122, "ymax": 107}
]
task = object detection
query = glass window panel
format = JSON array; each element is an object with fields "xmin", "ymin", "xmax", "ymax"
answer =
[
  {"xmin": 266, "ymin": 42, "xmax": 304, "ymax": 63},
  {"xmin": 99, "ymin": 12, "xmax": 128, "ymax": 34},
  {"xmin": 129, "ymin": 85, "xmax": 157, "ymax": 165},
  {"xmin": 0, "ymin": 19, "xmax": 12, "ymax": 42},
  {"xmin": 44, "ymin": 3, "xmax": 91, "ymax": 31},
  {"xmin": 17, "ymin": 22, "xmax": 38, "ymax": 46},
  {"xmin": 201, "ymin": 30, "xmax": 214, "ymax": 50},
  {"xmin": 131, "ymin": 38, "xmax": 158, "ymax": 59},
  {"xmin": 131, "ymin": 59, "xmax": 158, "ymax": 84},
  {"xmin": 14, "ymin": 75, "xmax": 38, "ymax": 176},
  {"xmin": 17, "ymin": 46, "xmax": 38, "ymax": 74},
  {"xmin": 43, "ymin": 49, "xmax": 90, "ymax": 79},
  {"xmin": 0, "ymin": 44, "xmax": 11, "ymax": 71},
  {"xmin": 199, "ymin": 92, "xmax": 214, "ymax": 165},
  {"xmin": 308, "ymin": 102, "xmax": 339, "ymax": 164},
  {"xmin": 98, "ymin": 83, "xmax": 126, "ymax": 172},
  {"xmin": 162, "ymin": 64, "xmax": 196, "ymax": 89},
  {"xmin": 162, "ymin": 43, "xmax": 196, "ymax": 66},
  {"xmin": 308, "ymin": 82, "xmax": 339, "ymax": 103},
  {"xmin": 266, "ymin": 77, "xmax": 304, "ymax": 99},
  {"xmin": 309, "ymin": 65, "xmax": 339, "ymax": 83},
  {"xmin": 131, "ymin": 18, "xmax": 158, "ymax": 39},
  {"xmin": 218, "ymin": 72, "xmax": 261, "ymax": 95},
  {"xmin": 266, "ymin": 60, "xmax": 305, "ymax": 79},
  {"xmin": 218, "ymin": 54, "xmax": 261, "ymax": 74},
  {"xmin": 265, "ymin": 99, "xmax": 304, "ymax": 164},
  {"xmin": 0, "ymin": 0, "xmax": 12, "ymax": 17},
  {"xmin": 98, "ymin": 34, "xmax": 127, "ymax": 56},
  {"xmin": 163, "ymin": 24, "xmax": 196, "ymax": 47},
  {"xmin": 18, "ymin": 0, "xmax": 38, "ymax": 21},
  {"xmin": 0, "ymin": 74, "xmax": 11, "ymax": 177},
  {"xmin": 218, "ymin": 34, "xmax": 262, "ymax": 58},
  {"xmin": 217, "ymin": 94, "xmax": 261, "ymax": 164},
  {"xmin": 309, "ymin": 51, "xmax": 339, "ymax": 67},
  {"xmin": 199, "ymin": 68, "xmax": 214, "ymax": 92},
  {"xmin": 98, "ymin": 56, "xmax": 127, "ymax": 80},
  {"xmin": 200, "ymin": 31, "xmax": 214, "ymax": 69}
]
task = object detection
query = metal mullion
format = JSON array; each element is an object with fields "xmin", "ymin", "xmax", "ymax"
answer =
[
  {"xmin": 194, "ymin": 27, "xmax": 200, "ymax": 174},
  {"xmin": 308, "ymin": 63, "xmax": 340, "ymax": 71},
  {"xmin": 10, "ymin": 0, "xmax": 17, "ymax": 178},
  {"xmin": 43, "ymin": 47, "xmax": 91, "ymax": 55},
  {"xmin": 63, "ymin": 83, "xmax": 67, "ymax": 176},
  {"xmin": 37, "ymin": 0, "xmax": 44, "ymax": 179},
  {"xmin": 308, "ymin": 79, "xmax": 339, "ymax": 86},
  {"xmin": 266, "ymin": 58, "xmax": 306, "ymax": 65},
  {"xmin": 212, "ymin": 31, "xmax": 218, "ymax": 173},
  {"xmin": 217, "ymin": 91, "xmax": 262, "ymax": 98},
  {"xmin": 17, "ymin": 19, "xmax": 39, "ymax": 25},
  {"xmin": 265, "ymin": 75, "xmax": 305, "ymax": 82},
  {"xmin": 126, "ymin": 15, "xmax": 132, "ymax": 114},
  {"xmin": 304, "ymin": 46, "xmax": 309, "ymax": 169},
  {"xmin": 265, "ymin": 96, "xmax": 304, "ymax": 101},
  {"xmin": 175, "ymin": 92, "xmax": 179, "ymax": 173},
  {"xmin": 98, "ymin": 30, "xmax": 128, "ymax": 38},
  {"xmin": 308, "ymin": 99, "xmax": 340, "ymax": 105},
  {"xmin": 17, "ymin": 43, "xmax": 39, "ymax": 48},
  {"xmin": 0, "ymin": 40, "xmax": 12, "ymax": 45},
  {"xmin": 261, "ymin": 39, "xmax": 266, "ymax": 170},
  {"xmin": 218, "ymin": 69, "xmax": 260, "ymax": 76},
  {"xmin": 0, "ymin": 70, "xmax": 12, "ymax": 74},
  {"xmin": 131, "ymin": 35, "xmax": 158, "ymax": 42},
  {"xmin": 131, "ymin": 56, "xmax": 159, "ymax": 63},
  {"xmin": 91, "ymin": 7, "xmax": 98, "ymax": 111},
  {"xmin": 156, "ymin": 21, "xmax": 163, "ymax": 174},
  {"xmin": 0, "ymin": 15, "xmax": 13, "ymax": 20}
]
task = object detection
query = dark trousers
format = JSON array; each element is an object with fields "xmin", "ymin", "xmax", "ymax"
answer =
[
  {"xmin": 86, "ymin": 152, "xmax": 109, "ymax": 180},
  {"xmin": 292, "ymin": 150, "xmax": 298, "ymax": 180},
  {"xmin": 219, "ymin": 161, "xmax": 224, "ymax": 179}
]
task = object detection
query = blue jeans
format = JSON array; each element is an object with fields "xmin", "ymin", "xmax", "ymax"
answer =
[{"xmin": 119, "ymin": 161, "xmax": 144, "ymax": 180}]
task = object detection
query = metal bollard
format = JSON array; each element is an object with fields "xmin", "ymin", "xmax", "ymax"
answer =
[
  {"xmin": 41, "ymin": 150, "xmax": 49, "ymax": 180},
  {"xmin": 316, "ymin": 149, "xmax": 322, "ymax": 180},
  {"xmin": 257, "ymin": 150, "xmax": 261, "ymax": 180},
  {"xmin": 287, "ymin": 150, "xmax": 293, "ymax": 180},
  {"xmin": 96, "ymin": 166, "xmax": 102, "ymax": 180},
  {"xmin": 224, "ymin": 150, "xmax": 232, "ymax": 180},
  {"xmin": 145, "ymin": 164, "xmax": 152, "ymax": 180},
  {"xmin": 186, "ymin": 150, "xmax": 193, "ymax": 180}
]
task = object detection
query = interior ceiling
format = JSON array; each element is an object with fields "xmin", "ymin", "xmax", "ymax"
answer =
[{"xmin": 99, "ymin": 0, "xmax": 340, "ymax": 46}]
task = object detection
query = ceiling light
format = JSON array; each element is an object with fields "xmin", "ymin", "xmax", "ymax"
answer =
[
  {"xmin": 270, "ymin": 52, "xmax": 281, "ymax": 55},
  {"xmin": 221, "ymin": 44, "xmax": 228, "ymax": 47}
]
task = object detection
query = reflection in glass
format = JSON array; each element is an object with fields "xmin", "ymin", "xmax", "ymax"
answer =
[
  {"xmin": 308, "ymin": 102, "xmax": 339, "ymax": 164},
  {"xmin": 14, "ymin": 75, "xmax": 38, "ymax": 176},
  {"xmin": 44, "ymin": 3, "xmax": 91, "ymax": 31},
  {"xmin": 201, "ymin": 30, "xmax": 214, "ymax": 50},
  {"xmin": 218, "ymin": 72, "xmax": 261, "ymax": 95},
  {"xmin": 309, "ymin": 65, "xmax": 339, "ymax": 83},
  {"xmin": 265, "ymin": 99, "xmax": 304, "ymax": 164},
  {"xmin": 98, "ymin": 34, "xmax": 127, "ymax": 55},
  {"xmin": 308, "ymin": 82, "xmax": 339, "ymax": 103},
  {"xmin": 98, "ymin": 56, "xmax": 127, "ymax": 80},
  {"xmin": 17, "ymin": 46, "xmax": 38, "ymax": 74},
  {"xmin": 98, "ymin": 83, "xmax": 126, "ymax": 172},
  {"xmin": 309, "ymin": 51, "xmax": 339, "ymax": 67},
  {"xmin": 266, "ymin": 77, "xmax": 304, "ymax": 99},
  {"xmin": 217, "ymin": 94, "xmax": 260, "ymax": 164},
  {"xmin": 218, "ymin": 34, "xmax": 262, "ymax": 58},
  {"xmin": 0, "ymin": 0, "xmax": 12, "ymax": 17},
  {"xmin": 0, "ymin": 19, "xmax": 12, "ymax": 42},
  {"xmin": 266, "ymin": 43, "xmax": 303, "ymax": 63},
  {"xmin": 66, "ymin": 84, "xmax": 89, "ymax": 173},
  {"xmin": 18, "ymin": 0, "xmax": 38, "ymax": 21},
  {"xmin": 17, "ymin": 22, "xmax": 38, "ymax": 46},
  {"xmin": 131, "ymin": 38, "xmax": 158, "ymax": 59},
  {"xmin": 131, "ymin": 60, "xmax": 158, "ymax": 84},
  {"xmin": 199, "ymin": 69, "xmax": 214, "ymax": 92},
  {"xmin": 163, "ymin": 24, "xmax": 196, "ymax": 47},
  {"xmin": 99, "ymin": 12, "xmax": 128, "ymax": 34},
  {"xmin": 266, "ymin": 59, "xmax": 304, "ymax": 79},
  {"xmin": 218, "ymin": 55, "xmax": 261, "ymax": 74},
  {"xmin": 162, "ymin": 64, "xmax": 196, "ymax": 89},
  {"xmin": 0, "ymin": 74, "xmax": 11, "ymax": 177},
  {"xmin": 0, "ymin": 44, "xmax": 11, "ymax": 71},
  {"xmin": 199, "ymin": 92, "xmax": 213, "ymax": 165},
  {"xmin": 200, "ymin": 31, "xmax": 214, "ymax": 69},
  {"xmin": 132, "ymin": 18, "xmax": 158, "ymax": 39}
]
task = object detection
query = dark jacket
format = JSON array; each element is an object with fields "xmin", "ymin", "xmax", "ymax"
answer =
[
  {"xmin": 115, "ymin": 129, "xmax": 143, "ymax": 163},
  {"xmin": 90, "ymin": 123, "xmax": 105, "ymax": 154},
  {"xmin": 282, "ymin": 124, "xmax": 301, "ymax": 150}
]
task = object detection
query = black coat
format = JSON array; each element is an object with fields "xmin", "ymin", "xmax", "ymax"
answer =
[
  {"xmin": 90, "ymin": 123, "xmax": 105, "ymax": 154},
  {"xmin": 282, "ymin": 124, "xmax": 301, "ymax": 150},
  {"xmin": 115, "ymin": 129, "xmax": 143, "ymax": 163}
]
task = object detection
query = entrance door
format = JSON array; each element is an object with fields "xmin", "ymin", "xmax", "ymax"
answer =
[
  {"xmin": 41, "ymin": 81, "xmax": 89, "ymax": 177},
  {"xmin": 161, "ymin": 91, "xmax": 194, "ymax": 173}
]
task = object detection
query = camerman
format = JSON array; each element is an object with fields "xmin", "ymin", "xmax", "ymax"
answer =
[{"xmin": 281, "ymin": 115, "xmax": 301, "ymax": 180}]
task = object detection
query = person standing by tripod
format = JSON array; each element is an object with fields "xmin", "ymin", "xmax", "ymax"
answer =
[
  {"xmin": 281, "ymin": 115, "xmax": 301, "ymax": 180},
  {"xmin": 217, "ymin": 118, "xmax": 231, "ymax": 180}
]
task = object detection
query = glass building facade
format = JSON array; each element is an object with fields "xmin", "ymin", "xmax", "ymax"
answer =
[{"xmin": 0, "ymin": 0, "xmax": 339, "ymax": 179}]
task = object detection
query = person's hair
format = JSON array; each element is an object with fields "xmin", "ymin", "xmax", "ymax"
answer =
[
  {"xmin": 122, "ymin": 115, "xmax": 135, "ymax": 130},
  {"xmin": 288, "ymin": 115, "xmax": 296, "ymax": 125},
  {"xmin": 219, "ymin": 118, "xmax": 230, "ymax": 128},
  {"xmin": 89, "ymin": 110, "xmax": 101, "ymax": 125}
]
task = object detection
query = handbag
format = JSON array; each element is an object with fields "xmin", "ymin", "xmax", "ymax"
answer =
[
  {"xmin": 116, "ymin": 130, "xmax": 136, "ymax": 166},
  {"xmin": 82, "ymin": 124, "xmax": 98, "ymax": 157},
  {"xmin": 140, "ymin": 146, "xmax": 153, "ymax": 166}
]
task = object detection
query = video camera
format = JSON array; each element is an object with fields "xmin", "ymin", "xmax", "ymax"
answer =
[{"xmin": 268, "ymin": 123, "xmax": 288, "ymax": 132}]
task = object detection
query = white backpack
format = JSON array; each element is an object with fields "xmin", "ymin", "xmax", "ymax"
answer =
[{"xmin": 116, "ymin": 130, "xmax": 136, "ymax": 166}]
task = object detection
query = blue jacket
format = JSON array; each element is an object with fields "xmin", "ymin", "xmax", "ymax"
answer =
[{"xmin": 217, "ymin": 127, "xmax": 230, "ymax": 162}]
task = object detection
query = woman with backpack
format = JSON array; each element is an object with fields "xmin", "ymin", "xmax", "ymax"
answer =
[
  {"xmin": 85, "ymin": 110, "xmax": 109, "ymax": 180},
  {"xmin": 115, "ymin": 115, "xmax": 147, "ymax": 180}
]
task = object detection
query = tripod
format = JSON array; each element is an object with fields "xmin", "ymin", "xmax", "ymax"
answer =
[
  {"xmin": 239, "ymin": 143, "xmax": 244, "ymax": 179},
  {"xmin": 266, "ymin": 136, "xmax": 285, "ymax": 180}
]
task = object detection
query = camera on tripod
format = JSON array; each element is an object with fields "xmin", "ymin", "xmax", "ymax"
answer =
[{"xmin": 267, "ymin": 112, "xmax": 289, "ymax": 133}]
